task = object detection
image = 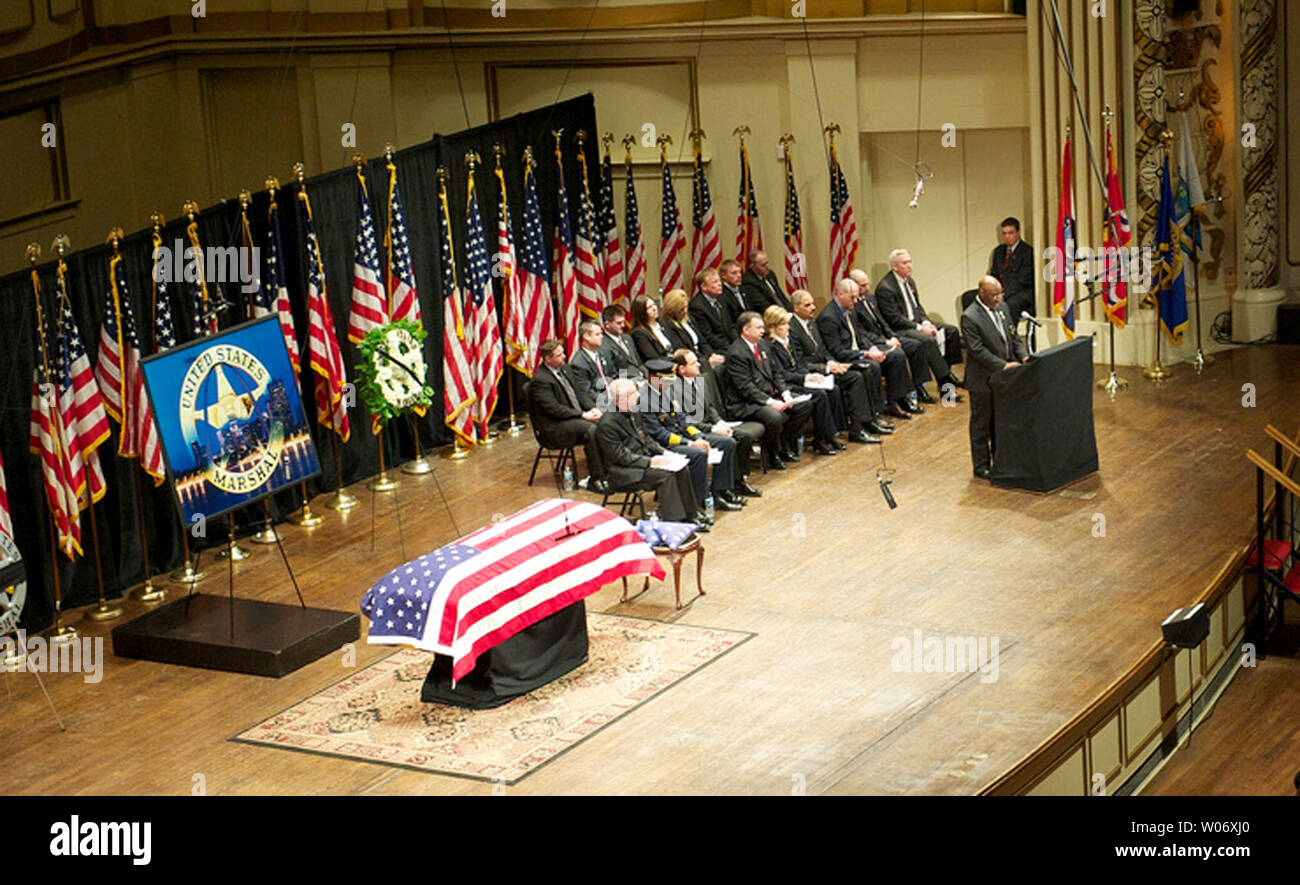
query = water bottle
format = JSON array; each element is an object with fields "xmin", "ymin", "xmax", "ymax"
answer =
[
  {"xmin": 796, "ymin": 436, "xmax": 805, "ymax": 455},
  {"xmin": 704, "ymin": 494, "xmax": 715, "ymax": 520},
  {"xmin": 562, "ymin": 464, "xmax": 575, "ymax": 492}
]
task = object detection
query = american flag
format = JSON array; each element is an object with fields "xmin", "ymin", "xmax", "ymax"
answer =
[
  {"xmin": 496, "ymin": 161, "xmax": 527, "ymax": 374},
  {"xmin": 266, "ymin": 193, "xmax": 300, "ymax": 373},
  {"xmin": 828, "ymin": 141, "xmax": 858, "ymax": 294},
  {"xmin": 27, "ymin": 269, "xmax": 80, "ymax": 557},
  {"xmin": 1101, "ymin": 128, "xmax": 1130, "ymax": 328},
  {"xmin": 553, "ymin": 144, "xmax": 581, "ymax": 355},
  {"xmin": 735, "ymin": 143, "xmax": 763, "ymax": 264},
  {"xmin": 782, "ymin": 149, "xmax": 808, "ymax": 292},
  {"xmin": 690, "ymin": 142, "xmax": 721, "ymax": 282},
  {"xmin": 573, "ymin": 145, "xmax": 606, "ymax": 319},
  {"xmin": 185, "ymin": 216, "xmax": 217, "ymax": 338},
  {"xmin": 360, "ymin": 498, "xmax": 665, "ymax": 683},
  {"xmin": 465, "ymin": 169, "xmax": 504, "ymax": 439},
  {"xmin": 599, "ymin": 150, "xmax": 627, "ymax": 309},
  {"xmin": 56, "ymin": 283, "xmax": 111, "ymax": 513},
  {"xmin": 150, "ymin": 228, "xmax": 178, "ymax": 353},
  {"xmin": 623, "ymin": 153, "xmax": 647, "ymax": 300},
  {"xmin": 1052, "ymin": 136, "xmax": 1076, "ymax": 339},
  {"xmin": 347, "ymin": 168, "xmax": 389, "ymax": 344},
  {"xmin": 385, "ymin": 158, "xmax": 422, "ymax": 328},
  {"xmin": 517, "ymin": 153, "xmax": 558, "ymax": 376},
  {"xmin": 95, "ymin": 253, "xmax": 165, "ymax": 482},
  {"xmin": 659, "ymin": 157, "xmax": 686, "ymax": 293},
  {"xmin": 0, "ymin": 447, "xmax": 11, "ymax": 540},
  {"xmin": 299, "ymin": 187, "xmax": 350, "ymax": 441},
  {"xmin": 438, "ymin": 175, "xmax": 476, "ymax": 447},
  {"xmin": 242, "ymin": 206, "xmax": 272, "ymax": 319}
]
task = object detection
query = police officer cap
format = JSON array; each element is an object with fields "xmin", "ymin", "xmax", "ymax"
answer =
[{"xmin": 644, "ymin": 358, "xmax": 676, "ymax": 377}]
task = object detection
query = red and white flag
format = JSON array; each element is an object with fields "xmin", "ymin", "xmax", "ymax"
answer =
[
  {"xmin": 385, "ymin": 155, "xmax": 423, "ymax": 328},
  {"xmin": 497, "ymin": 160, "xmax": 527, "ymax": 374},
  {"xmin": 658, "ymin": 155, "xmax": 686, "ymax": 293},
  {"xmin": 516, "ymin": 152, "xmax": 558, "ymax": 376},
  {"xmin": 782, "ymin": 147, "xmax": 807, "ymax": 293},
  {"xmin": 438, "ymin": 176, "xmax": 477, "ymax": 447},
  {"xmin": 828, "ymin": 140, "xmax": 858, "ymax": 292},
  {"xmin": 573, "ymin": 145, "xmax": 606, "ymax": 319},
  {"xmin": 1053, "ymin": 135, "xmax": 1077, "ymax": 339},
  {"xmin": 598, "ymin": 150, "xmax": 627, "ymax": 309},
  {"xmin": 464, "ymin": 167, "xmax": 504, "ymax": 439},
  {"xmin": 0, "ymin": 447, "xmax": 11, "ymax": 541},
  {"xmin": 735, "ymin": 142, "xmax": 763, "ymax": 264},
  {"xmin": 553, "ymin": 144, "xmax": 581, "ymax": 355},
  {"xmin": 300, "ymin": 187, "xmax": 351, "ymax": 441},
  {"xmin": 347, "ymin": 167, "xmax": 389, "ymax": 344},
  {"xmin": 690, "ymin": 141, "xmax": 721, "ymax": 282},
  {"xmin": 623, "ymin": 152, "xmax": 647, "ymax": 300}
]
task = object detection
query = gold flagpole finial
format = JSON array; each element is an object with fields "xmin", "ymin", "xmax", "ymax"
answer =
[
  {"xmin": 522, "ymin": 145, "xmax": 535, "ymax": 167},
  {"xmin": 25, "ymin": 242, "xmax": 41, "ymax": 266},
  {"xmin": 291, "ymin": 162, "xmax": 306, "ymax": 185},
  {"xmin": 52, "ymin": 234, "xmax": 70, "ymax": 258},
  {"xmin": 264, "ymin": 176, "xmax": 279, "ymax": 197},
  {"xmin": 601, "ymin": 131, "xmax": 614, "ymax": 153},
  {"xmin": 149, "ymin": 212, "xmax": 164, "ymax": 231},
  {"xmin": 823, "ymin": 123, "xmax": 841, "ymax": 144},
  {"xmin": 106, "ymin": 227, "xmax": 124, "ymax": 252},
  {"xmin": 436, "ymin": 165, "xmax": 448, "ymax": 185},
  {"xmin": 621, "ymin": 133, "xmax": 635, "ymax": 154},
  {"xmin": 182, "ymin": 199, "xmax": 199, "ymax": 221},
  {"xmin": 1102, "ymin": 106, "xmax": 1114, "ymax": 129},
  {"xmin": 779, "ymin": 133, "xmax": 796, "ymax": 147},
  {"xmin": 238, "ymin": 189, "xmax": 251, "ymax": 210},
  {"xmin": 352, "ymin": 153, "xmax": 366, "ymax": 170},
  {"xmin": 689, "ymin": 128, "xmax": 706, "ymax": 146},
  {"xmin": 384, "ymin": 143, "xmax": 395, "ymax": 162},
  {"xmin": 574, "ymin": 129, "xmax": 588, "ymax": 148},
  {"xmin": 551, "ymin": 129, "xmax": 564, "ymax": 150},
  {"xmin": 732, "ymin": 125, "xmax": 750, "ymax": 144},
  {"xmin": 465, "ymin": 150, "xmax": 480, "ymax": 172},
  {"xmin": 656, "ymin": 133, "xmax": 672, "ymax": 162}
]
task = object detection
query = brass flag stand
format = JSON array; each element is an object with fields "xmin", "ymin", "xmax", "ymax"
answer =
[{"xmin": 1142, "ymin": 129, "xmax": 1175, "ymax": 382}]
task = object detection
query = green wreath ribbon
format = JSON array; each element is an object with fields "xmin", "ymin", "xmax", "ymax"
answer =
[{"xmin": 355, "ymin": 319, "xmax": 435, "ymax": 432}]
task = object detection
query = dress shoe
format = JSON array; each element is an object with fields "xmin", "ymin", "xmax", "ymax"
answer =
[
  {"xmin": 915, "ymin": 388, "xmax": 938, "ymax": 405},
  {"xmin": 832, "ymin": 439, "xmax": 847, "ymax": 451},
  {"xmin": 903, "ymin": 399, "xmax": 925, "ymax": 415},
  {"xmin": 691, "ymin": 521, "xmax": 711, "ymax": 533},
  {"xmin": 945, "ymin": 374, "xmax": 967, "ymax": 389},
  {"xmin": 767, "ymin": 455, "xmax": 787, "ymax": 470},
  {"xmin": 812, "ymin": 441, "xmax": 838, "ymax": 456},
  {"xmin": 737, "ymin": 480, "xmax": 762, "ymax": 497},
  {"xmin": 973, "ymin": 465, "xmax": 991, "ymax": 480},
  {"xmin": 782, "ymin": 448, "xmax": 801, "ymax": 462},
  {"xmin": 589, "ymin": 477, "xmax": 611, "ymax": 495},
  {"xmin": 847, "ymin": 428, "xmax": 874, "ymax": 444},
  {"xmin": 714, "ymin": 494, "xmax": 743, "ymax": 511},
  {"xmin": 866, "ymin": 420, "xmax": 894, "ymax": 436},
  {"xmin": 720, "ymin": 490, "xmax": 748, "ymax": 507},
  {"xmin": 885, "ymin": 402, "xmax": 913, "ymax": 420},
  {"xmin": 694, "ymin": 510, "xmax": 714, "ymax": 526}
]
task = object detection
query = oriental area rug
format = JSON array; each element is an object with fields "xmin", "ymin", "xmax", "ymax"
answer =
[{"xmin": 232, "ymin": 613, "xmax": 754, "ymax": 785}]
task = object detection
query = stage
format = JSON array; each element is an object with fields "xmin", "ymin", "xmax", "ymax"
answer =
[{"xmin": 4, "ymin": 345, "xmax": 1297, "ymax": 795}]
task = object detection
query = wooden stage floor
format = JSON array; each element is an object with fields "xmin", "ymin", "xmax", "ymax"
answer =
[{"xmin": 4, "ymin": 345, "xmax": 1298, "ymax": 795}]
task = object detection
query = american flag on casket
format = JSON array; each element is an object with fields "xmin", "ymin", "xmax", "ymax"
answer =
[{"xmin": 360, "ymin": 498, "xmax": 666, "ymax": 682}]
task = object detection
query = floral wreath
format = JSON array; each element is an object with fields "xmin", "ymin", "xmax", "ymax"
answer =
[{"xmin": 355, "ymin": 320, "xmax": 434, "ymax": 430}]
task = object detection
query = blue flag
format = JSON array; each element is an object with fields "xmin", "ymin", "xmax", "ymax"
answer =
[{"xmin": 1154, "ymin": 153, "xmax": 1188, "ymax": 346}]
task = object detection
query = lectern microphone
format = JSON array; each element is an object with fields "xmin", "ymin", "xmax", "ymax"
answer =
[{"xmin": 1020, "ymin": 311, "xmax": 1043, "ymax": 328}]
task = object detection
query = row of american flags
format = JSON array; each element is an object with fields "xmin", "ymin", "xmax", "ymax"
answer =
[{"xmin": 5, "ymin": 123, "xmax": 865, "ymax": 564}]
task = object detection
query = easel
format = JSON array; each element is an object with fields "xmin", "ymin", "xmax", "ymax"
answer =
[
  {"xmin": 0, "ymin": 531, "xmax": 65, "ymax": 731},
  {"xmin": 1244, "ymin": 425, "xmax": 1300, "ymax": 651}
]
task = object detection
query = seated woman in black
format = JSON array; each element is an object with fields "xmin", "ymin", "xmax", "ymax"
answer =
[
  {"xmin": 764, "ymin": 305, "xmax": 842, "ymax": 456},
  {"xmin": 630, "ymin": 293, "xmax": 673, "ymax": 364},
  {"xmin": 661, "ymin": 288, "xmax": 726, "ymax": 370}
]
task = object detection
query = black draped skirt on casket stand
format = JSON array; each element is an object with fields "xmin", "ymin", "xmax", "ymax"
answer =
[{"xmin": 420, "ymin": 601, "xmax": 589, "ymax": 709}]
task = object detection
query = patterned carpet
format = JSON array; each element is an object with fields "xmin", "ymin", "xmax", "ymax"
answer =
[{"xmin": 232, "ymin": 613, "xmax": 754, "ymax": 785}]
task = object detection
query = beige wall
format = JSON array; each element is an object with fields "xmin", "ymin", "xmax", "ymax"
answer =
[{"xmin": 0, "ymin": 19, "xmax": 1031, "ymax": 298}]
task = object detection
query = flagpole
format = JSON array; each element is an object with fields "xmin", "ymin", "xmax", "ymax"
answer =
[
  {"xmin": 493, "ymin": 141, "xmax": 526, "ymax": 437},
  {"xmin": 369, "ymin": 428, "xmax": 398, "ymax": 490},
  {"xmin": 26, "ymin": 243, "xmax": 79, "ymax": 644},
  {"xmin": 1096, "ymin": 108, "xmax": 1128, "ymax": 396},
  {"xmin": 1143, "ymin": 129, "xmax": 1175, "ymax": 382}
]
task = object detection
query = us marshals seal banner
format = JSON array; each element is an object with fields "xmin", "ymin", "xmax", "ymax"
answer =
[{"xmin": 141, "ymin": 316, "xmax": 320, "ymax": 527}]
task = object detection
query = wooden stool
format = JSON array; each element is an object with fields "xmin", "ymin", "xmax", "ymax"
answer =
[{"xmin": 621, "ymin": 534, "xmax": 705, "ymax": 609}]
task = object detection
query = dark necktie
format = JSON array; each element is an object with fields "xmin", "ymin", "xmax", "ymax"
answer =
[
  {"xmin": 590, "ymin": 350, "xmax": 608, "ymax": 388},
  {"xmin": 845, "ymin": 308, "xmax": 860, "ymax": 351},
  {"xmin": 905, "ymin": 279, "xmax": 920, "ymax": 321},
  {"xmin": 554, "ymin": 367, "xmax": 579, "ymax": 409}
]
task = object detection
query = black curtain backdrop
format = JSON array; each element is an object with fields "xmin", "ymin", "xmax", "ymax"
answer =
[{"xmin": 1, "ymin": 94, "xmax": 596, "ymax": 632}]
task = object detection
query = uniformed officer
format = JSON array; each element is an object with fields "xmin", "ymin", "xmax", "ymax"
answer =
[{"xmin": 640, "ymin": 359, "xmax": 747, "ymax": 511}]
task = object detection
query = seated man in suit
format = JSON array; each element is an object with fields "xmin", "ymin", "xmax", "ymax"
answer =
[
  {"xmin": 689, "ymin": 268, "xmax": 734, "ymax": 355},
  {"xmin": 600, "ymin": 303, "xmax": 645, "ymax": 378},
  {"xmin": 874, "ymin": 249, "xmax": 963, "ymax": 399},
  {"xmin": 641, "ymin": 359, "xmax": 747, "ymax": 511},
  {"xmin": 961, "ymin": 275, "xmax": 1028, "ymax": 479},
  {"xmin": 527, "ymin": 339, "xmax": 610, "ymax": 493},
  {"xmin": 596, "ymin": 378, "xmax": 708, "ymax": 528},
  {"xmin": 788, "ymin": 289, "xmax": 889, "ymax": 442},
  {"xmin": 849, "ymin": 268, "xmax": 941, "ymax": 406},
  {"xmin": 763, "ymin": 305, "xmax": 842, "ymax": 455},
  {"xmin": 725, "ymin": 311, "xmax": 814, "ymax": 469},
  {"xmin": 670, "ymin": 348, "xmax": 761, "ymax": 496},
  {"xmin": 819, "ymin": 277, "xmax": 923, "ymax": 421},
  {"xmin": 568, "ymin": 319, "xmax": 619, "ymax": 410},
  {"xmin": 740, "ymin": 250, "xmax": 792, "ymax": 313},
  {"xmin": 988, "ymin": 216, "xmax": 1035, "ymax": 325},
  {"xmin": 718, "ymin": 259, "xmax": 751, "ymax": 336}
]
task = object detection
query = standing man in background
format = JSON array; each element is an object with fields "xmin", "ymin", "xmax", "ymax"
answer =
[{"xmin": 988, "ymin": 217, "xmax": 1035, "ymax": 326}]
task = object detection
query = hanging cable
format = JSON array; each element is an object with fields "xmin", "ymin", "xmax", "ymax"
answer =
[{"xmin": 439, "ymin": 0, "xmax": 474, "ymax": 130}]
